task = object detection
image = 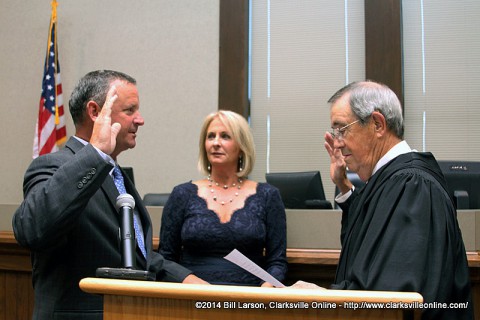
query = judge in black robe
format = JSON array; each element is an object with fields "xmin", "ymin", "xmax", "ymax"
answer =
[
  {"xmin": 325, "ymin": 81, "xmax": 473, "ymax": 320},
  {"xmin": 334, "ymin": 152, "xmax": 472, "ymax": 319}
]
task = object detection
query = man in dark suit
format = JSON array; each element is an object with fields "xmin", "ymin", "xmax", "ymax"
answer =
[{"xmin": 13, "ymin": 70, "xmax": 207, "ymax": 320}]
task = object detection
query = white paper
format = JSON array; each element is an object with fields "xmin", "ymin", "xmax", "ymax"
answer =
[{"xmin": 224, "ymin": 249, "xmax": 285, "ymax": 288}]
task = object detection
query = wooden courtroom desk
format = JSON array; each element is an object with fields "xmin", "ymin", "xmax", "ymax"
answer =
[{"xmin": 79, "ymin": 277, "xmax": 423, "ymax": 320}]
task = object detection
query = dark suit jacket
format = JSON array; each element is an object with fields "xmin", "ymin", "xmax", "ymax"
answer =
[{"xmin": 12, "ymin": 137, "xmax": 192, "ymax": 320}]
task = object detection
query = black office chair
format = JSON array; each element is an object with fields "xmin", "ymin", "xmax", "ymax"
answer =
[
  {"xmin": 265, "ymin": 171, "xmax": 333, "ymax": 209},
  {"xmin": 143, "ymin": 193, "xmax": 170, "ymax": 206},
  {"xmin": 334, "ymin": 171, "xmax": 365, "ymax": 209}
]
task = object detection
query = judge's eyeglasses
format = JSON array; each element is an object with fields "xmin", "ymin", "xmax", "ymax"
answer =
[{"xmin": 330, "ymin": 119, "xmax": 360, "ymax": 141}]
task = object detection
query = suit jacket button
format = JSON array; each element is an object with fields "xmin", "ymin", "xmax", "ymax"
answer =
[
  {"xmin": 77, "ymin": 182, "xmax": 84, "ymax": 189},
  {"xmin": 90, "ymin": 168, "xmax": 96, "ymax": 175}
]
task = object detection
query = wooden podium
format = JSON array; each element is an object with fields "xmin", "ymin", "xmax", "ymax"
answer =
[{"xmin": 80, "ymin": 277, "xmax": 423, "ymax": 320}]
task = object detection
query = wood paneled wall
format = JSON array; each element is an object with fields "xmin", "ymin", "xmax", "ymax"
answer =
[{"xmin": 0, "ymin": 232, "xmax": 33, "ymax": 320}]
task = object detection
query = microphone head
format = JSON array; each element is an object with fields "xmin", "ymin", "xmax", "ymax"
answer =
[{"xmin": 116, "ymin": 193, "xmax": 135, "ymax": 210}]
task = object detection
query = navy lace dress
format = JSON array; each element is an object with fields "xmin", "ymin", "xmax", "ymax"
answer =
[{"xmin": 159, "ymin": 182, "xmax": 287, "ymax": 286}]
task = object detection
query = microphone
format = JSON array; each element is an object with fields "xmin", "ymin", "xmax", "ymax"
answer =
[{"xmin": 116, "ymin": 193, "xmax": 136, "ymax": 269}]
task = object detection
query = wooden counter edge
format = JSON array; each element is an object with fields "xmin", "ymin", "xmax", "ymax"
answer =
[{"xmin": 79, "ymin": 277, "xmax": 423, "ymax": 304}]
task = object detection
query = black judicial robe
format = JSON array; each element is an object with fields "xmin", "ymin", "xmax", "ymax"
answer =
[{"xmin": 333, "ymin": 152, "xmax": 473, "ymax": 320}]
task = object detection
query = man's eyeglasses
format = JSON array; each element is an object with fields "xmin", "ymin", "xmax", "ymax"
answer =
[{"xmin": 330, "ymin": 119, "xmax": 360, "ymax": 140}]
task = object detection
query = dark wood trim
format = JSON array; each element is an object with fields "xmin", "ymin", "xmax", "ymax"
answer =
[
  {"xmin": 218, "ymin": 0, "xmax": 250, "ymax": 119},
  {"xmin": 364, "ymin": 0, "xmax": 404, "ymax": 107}
]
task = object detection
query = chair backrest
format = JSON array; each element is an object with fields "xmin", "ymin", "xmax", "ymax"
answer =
[
  {"xmin": 266, "ymin": 171, "xmax": 332, "ymax": 209},
  {"xmin": 143, "ymin": 193, "xmax": 170, "ymax": 206}
]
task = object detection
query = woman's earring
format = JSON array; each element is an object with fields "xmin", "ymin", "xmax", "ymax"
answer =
[
  {"xmin": 238, "ymin": 156, "xmax": 243, "ymax": 172},
  {"xmin": 207, "ymin": 164, "xmax": 211, "ymax": 172}
]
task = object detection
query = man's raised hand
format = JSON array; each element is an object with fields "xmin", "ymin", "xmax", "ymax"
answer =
[{"xmin": 90, "ymin": 85, "xmax": 121, "ymax": 155}]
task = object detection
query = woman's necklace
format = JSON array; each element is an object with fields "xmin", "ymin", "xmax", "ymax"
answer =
[{"xmin": 207, "ymin": 175, "xmax": 243, "ymax": 205}]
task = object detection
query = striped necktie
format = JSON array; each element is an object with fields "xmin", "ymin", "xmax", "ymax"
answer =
[{"xmin": 112, "ymin": 166, "xmax": 147, "ymax": 258}]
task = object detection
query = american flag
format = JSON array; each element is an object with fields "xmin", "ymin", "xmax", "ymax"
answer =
[{"xmin": 33, "ymin": 0, "xmax": 66, "ymax": 158}]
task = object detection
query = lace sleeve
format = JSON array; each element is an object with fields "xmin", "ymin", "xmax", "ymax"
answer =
[
  {"xmin": 263, "ymin": 185, "xmax": 288, "ymax": 283},
  {"xmin": 158, "ymin": 184, "xmax": 190, "ymax": 262}
]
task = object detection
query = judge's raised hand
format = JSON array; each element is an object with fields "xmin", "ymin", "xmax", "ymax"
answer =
[
  {"xmin": 90, "ymin": 85, "xmax": 121, "ymax": 155},
  {"xmin": 324, "ymin": 132, "xmax": 352, "ymax": 194}
]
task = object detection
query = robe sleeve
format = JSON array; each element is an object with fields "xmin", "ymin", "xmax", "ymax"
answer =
[{"xmin": 337, "ymin": 188, "xmax": 360, "ymax": 246}]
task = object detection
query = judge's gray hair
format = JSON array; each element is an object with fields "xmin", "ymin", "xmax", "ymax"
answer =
[{"xmin": 328, "ymin": 80, "xmax": 404, "ymax": 139}]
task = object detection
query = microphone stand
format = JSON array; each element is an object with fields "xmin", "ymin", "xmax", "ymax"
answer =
[{"xmin": 96, "ymin": 194, "xmax": 155, "ymax": 281}]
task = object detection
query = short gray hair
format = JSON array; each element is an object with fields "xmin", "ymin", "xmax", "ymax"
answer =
[{"xmin": 328, "ymin": 80, "xmax": 404, "ymax": 139}]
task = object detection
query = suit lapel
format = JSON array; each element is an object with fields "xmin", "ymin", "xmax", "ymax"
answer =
[
  {"xmin": 66, "ymin": 137, "xmax": 153, "ymax": 269},
  {"xmin": 67, "ymin": 136, "xmax": 152, "ymax": 268},
  {"xmin": 102, "ymin": 173, "xmax": 120, "ymax": 210}
]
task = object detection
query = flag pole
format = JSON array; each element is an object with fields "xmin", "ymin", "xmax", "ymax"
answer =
[{"xmin": 51, "ymin": 0, "xmax": 60, "ymax": 125}]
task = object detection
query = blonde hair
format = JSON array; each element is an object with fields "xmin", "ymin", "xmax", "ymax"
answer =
[{"xmin": 198, "ymin": 110, "xmax": 255, "ymax": 178}]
